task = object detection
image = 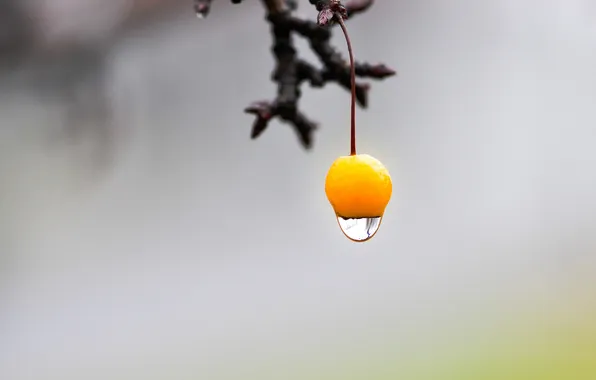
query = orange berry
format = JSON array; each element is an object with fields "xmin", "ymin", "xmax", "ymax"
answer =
[{"xmin": 325, "ymin": 154, "xmax": 392, "ymax": 218}]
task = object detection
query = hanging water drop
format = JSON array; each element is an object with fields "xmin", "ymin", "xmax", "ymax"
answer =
[{"xmin": 336, "ymin": 216, "xmax": 382, "ymax": 242}]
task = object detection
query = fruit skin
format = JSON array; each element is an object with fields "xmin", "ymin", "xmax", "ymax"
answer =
[{"xmin": 325, "ymin": 154, "xmax": 392, "ymax": 218}]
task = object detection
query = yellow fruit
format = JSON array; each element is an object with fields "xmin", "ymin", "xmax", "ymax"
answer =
[{"xmin": 325, "ymin": 154, "xmax": 392, "ymax": 218}]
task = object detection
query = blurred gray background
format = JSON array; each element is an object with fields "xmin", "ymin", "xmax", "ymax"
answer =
[{"xmin": 1, "ymin": 1, "xmax": 595, "ymax": 379}]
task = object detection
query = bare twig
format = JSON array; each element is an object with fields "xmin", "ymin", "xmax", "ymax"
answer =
[{"xmin": 194, "ymin": 0, "xmax": 395, "ymax": 149}]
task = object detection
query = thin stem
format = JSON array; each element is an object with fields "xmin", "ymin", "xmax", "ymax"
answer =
[{"xmin": 336, "ymin": 15, "xmax": 356, "ymax": 156}]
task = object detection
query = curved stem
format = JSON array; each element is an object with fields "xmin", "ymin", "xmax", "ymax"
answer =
[{"xmin": 336, "ymin": 15, "xmax": 356, "ymax": 156}]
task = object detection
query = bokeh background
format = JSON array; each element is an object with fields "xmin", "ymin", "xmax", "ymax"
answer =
[{"xmin": 1, "ymin": 0, "xmax": 595, "ymax": 379}]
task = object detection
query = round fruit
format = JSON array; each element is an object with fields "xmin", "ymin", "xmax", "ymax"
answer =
[{"xmin": 325, "ymin": 154, "xmax": 392, "ymax": 218}]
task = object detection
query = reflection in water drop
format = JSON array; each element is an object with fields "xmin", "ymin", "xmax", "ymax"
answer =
[{"xmin": 337, "ymin": 216, "xmax": 382, "ymax": 242}]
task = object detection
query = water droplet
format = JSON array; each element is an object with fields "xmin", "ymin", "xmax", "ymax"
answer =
[{"xmin": 336, "ymin": 216, "xmax": 382, "ymax": 242}]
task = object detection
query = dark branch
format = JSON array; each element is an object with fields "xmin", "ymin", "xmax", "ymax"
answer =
[{"xmin": 194, "ymin": 0, "xmax": 395, "ymax": 149}]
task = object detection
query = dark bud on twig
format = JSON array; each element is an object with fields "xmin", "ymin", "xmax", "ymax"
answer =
[
  {"xmin": 245, "ymin": 101, "xmax": 317, "ymax": 149},
  {"xmin": 356, "ymin": 63, "xmax": 397, "ymax": 78},
  {"xmin": 315, "ymin": 0, "xmax": 373, "ymax": 24},
  {"xmin": 193, "ymin": 0, "xmax": 212, "ymax": 18},
  {"xmin": 245, "ymin": 101, "xmax": 273, "ymax": 139},
  {"xmin": 316, "ymin": 0, "xmax": 347, "ymax": 26},
  {"xmin": 317, "ymin": 8, "xmax": 335, "ymax": 26}
]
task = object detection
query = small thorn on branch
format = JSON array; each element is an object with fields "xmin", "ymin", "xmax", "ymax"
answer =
[
  {"xmin": 245, "ymin": 101, "xmax": 272, "ymax": 139},
  {"xmin": 245, "ymin": 101, "xmax": 317, "ymax": 149},
  {"xmin": 355, "ymin": 63, "xmax": 397, "ymax": 79}
]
